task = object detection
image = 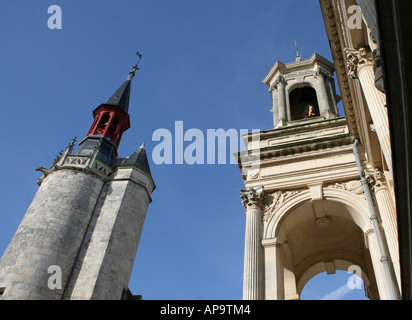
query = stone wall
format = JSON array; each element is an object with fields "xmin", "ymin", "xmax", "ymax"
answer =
[{"xmin": 0, "ymin": 169, "xmax": 104, "ymax": 299}]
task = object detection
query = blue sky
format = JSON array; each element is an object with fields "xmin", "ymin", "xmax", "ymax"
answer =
[{"xmin": 0, "ymin": 0, "xmax": 366, "ymax": 300}]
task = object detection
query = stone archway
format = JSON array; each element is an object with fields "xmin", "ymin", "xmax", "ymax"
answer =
[
  {"xmin": 299, "ymin": 259, "xmax": 372, "ymax": 299},
  {"xmin": 262, "ymin": 188, "xmax": 381, "ymax": 300}
]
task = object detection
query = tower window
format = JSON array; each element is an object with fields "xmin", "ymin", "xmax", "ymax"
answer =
[
  {"xmin": 98, "ymin": 113, "xmax": 110, "ymax": 128},
  {"xmin": 289, "ymin": 86, "xmax": 319, "ymax": 121},
  {"xmin": 109, "ymin": 117, "xmax": 119, "ymax": 134},
  {"xmin": 96, "ymin": 113, "xmax": 111, "ymax": 135}
]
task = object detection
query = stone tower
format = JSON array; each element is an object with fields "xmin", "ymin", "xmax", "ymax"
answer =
[
  {"xmin": 0, "ymin": 64, "xmax": 155, "ymax": 300},
  {"xmin": 236, "ymin": 53, "xmax": 401, "ymax": 300}
]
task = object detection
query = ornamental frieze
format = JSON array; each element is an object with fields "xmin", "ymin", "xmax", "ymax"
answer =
[
  {"xmin": 324, "ymin": 179, "xmax": 364, "ymax": 197},
  {"xmin": 263, "ymin": 189, "xmax": 303, "ymax": 222}
]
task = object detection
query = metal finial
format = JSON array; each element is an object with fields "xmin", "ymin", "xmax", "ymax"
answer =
[
  {"xmin": 128, "ymin": 51, "xmax": 143, "ymax": 79},
  {"xmin": 295, "ymin": 41, "xmax": 302, "ymax": 62}
]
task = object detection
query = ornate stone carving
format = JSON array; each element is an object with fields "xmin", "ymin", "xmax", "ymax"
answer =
[
  {"xmin": 92, "ymin": 159, "xmax": 112, "ymax": 177},
  {"xmin": 67, "ymin": 136, "xmax": 77, "ymax": 154},
  {"xmin": 275, "ymin": 74, "xmax": 286, "ymax": 85},
  {"xmin": 346, "ymin": 47, "xmax": 373, "ymax": 79},
  {"xmin": 313, "ymin": 65, "xmax": 334, "ymax": 80},
  {"xmin": 269, "ymin": 74, "xmax": 287, "ymax": 92},
  {"xmin": 246, "ymin": 169, "xmax": 259, "ymax": 180},
  {"xmin": 346, "ymin": 51, "xmax": 359, "ymax": 79},
  {"xmin": 316, "ymin": 217, "xmax": 331, "ymax": 229},
  {"xmin": 36, "ymin": 167, "xmax": 50, "ymax": 176},
  {"xmin": 296, "ymin": 76, "xmax": 305, "ymax": 83},
  {"xmin": 36, "ymin": 167, "xmax": 50, "ymax": 186},
  {"xmin": 284, "ymin": 69, "xmax": 313, "ymax": 81},
  {"xmin": 240, "ymin": 187, "xmax": 264, "ymax": 209},
  {"xmin": 325, "ymin": 179, "xmax": 364, "ymax": 197},
  {"xmin": 37, "ymin": 137, "xmax": 78, "ymax": 186},
  {"xmin": 263, "ymin": 189, "xmax": 302, "ymax": 222},
  {"xmin": 65, "ymin": 156, "xmax": 88, "ymax": 166},
  {"xmin": 367, "ymin": 168, "xmax": 388, "ymax": 192}
]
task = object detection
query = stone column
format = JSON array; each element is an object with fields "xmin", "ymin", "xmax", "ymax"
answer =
[
  {"xmin": 365, "ymin": 229, "xmax": 393, "ymax": 300},
  {"xmin": 347, "ymin": 48, "xmax": 392, "ymax": 174},
  {"xmin": 370, "ymin": 169, "xmax": 401, "ymax": 287},
  {"xmin": 314, "ymin": 67, "xmax": 333, "ymax": 118},
  {"xmin": 274, "ymin": 74, "xmax": 287, "ymax": 127},
  {"xmin": 240, "ymin": 187, "xmax": 264, "ymax": 300}
]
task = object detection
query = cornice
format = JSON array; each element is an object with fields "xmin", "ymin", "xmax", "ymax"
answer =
[
  {"xmin": 319, "ymin": 0, "xmax": 359, "ymax": 138},
  {"xmin": 262, "ymin": 52, "xmax": 336, "ymax": 86},
  {"xmin": 237, "ymin": 132, "xmax": 354, "ymax": 172},
  {"xmin": 258, "ymin": 133, "xmax": 354, "ymax": 160}
]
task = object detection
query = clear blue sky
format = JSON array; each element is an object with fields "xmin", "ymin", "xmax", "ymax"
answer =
[{"xmin": 0, "ymin": 0, "xmax": 367, "ymax": 300}]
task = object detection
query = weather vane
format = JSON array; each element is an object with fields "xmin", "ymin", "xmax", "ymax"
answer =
[
  {"xmin": 136, "ymin": 51, "xmax": 143, "ymax": 65},
  {"xmin": 129, "ymin": 51, "xmax": 143, "ymax": 79}
]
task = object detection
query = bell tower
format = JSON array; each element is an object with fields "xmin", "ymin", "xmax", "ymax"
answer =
[
  {"xmin": 236, "ymin": 52, "xmax": 401, "ymax": 300},
  {"xmin": 0, "ymin": 60, "xmax": 155, "ymax": 300},
  {"xmin": 265, "ymin": 52, "xmax": 340, "ymax": 128},
  {"xmin": 83, "ymin": 66, "xmax": 135, "ymax": 148}
]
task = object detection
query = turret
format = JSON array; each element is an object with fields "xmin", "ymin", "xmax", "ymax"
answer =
[
  {"xmin": 0, "ymin": 57, "xmax": 155, "ymax": 300},
  {"xmin": 262, "ymin": 53, "xmax": 341, "ymax": 128}
]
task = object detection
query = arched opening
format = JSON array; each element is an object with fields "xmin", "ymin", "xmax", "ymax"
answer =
[
  {"xmin": 300, "ymin": 270, "xmax": 369, "ymax": 300},
  {"xmin": 109, "ymin": 116, "xmax": 119, "ymax": 135},
  {"xmin": 289, "ymin": 86, "xmax": 319, "ymax": 120},
  {"xmin": 96, "ymin": 112, "xmax": 111, "ymax": 135},
  {"xmin": 263, "ymin": 190, "xmax": 380, "ymax": 300}
]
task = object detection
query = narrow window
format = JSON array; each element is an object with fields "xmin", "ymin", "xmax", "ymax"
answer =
[
  {"xmin": 96, "ymin": 112, "xmax": 111, "ymax": 135},
  {"xmin": 109, "ymin": 117, "xmax": 119, "ymax": 134}
]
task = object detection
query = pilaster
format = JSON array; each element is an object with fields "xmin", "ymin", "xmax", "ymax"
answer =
[
  {"xmin": 262, "ymin": 238, "xmax": 284, "ymax": 300},
  {"xmin": 270, "ymin": 74, "xmax": 287, "ymax": 127}
]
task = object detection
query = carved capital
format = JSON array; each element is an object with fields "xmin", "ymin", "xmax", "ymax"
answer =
[
  {"xmin": 367, "ymin": 168, "xmax": 388, "ymax": 193},
  {"xmin": 240, "ymin": 187, "xmax": 264, "ymax": 209},
  {"xmin": 314, "ymin": 65, "xmax": 333, "ymax": 80},
  {"xmin": 346, "ymin": 47, "xmax": 374, "ymax": 79},
  {"xmin": 275, "ymin": 74, "xmax": 286, "ymax": 85},
  {"xmin": 269, "ymin": 74, "xmax": 287, "ymax": 92}
]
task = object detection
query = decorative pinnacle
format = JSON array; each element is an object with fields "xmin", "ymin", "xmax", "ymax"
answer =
[{"xmin": 295, "ymin": 41, "xmax": 302, "ymax": 62}]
